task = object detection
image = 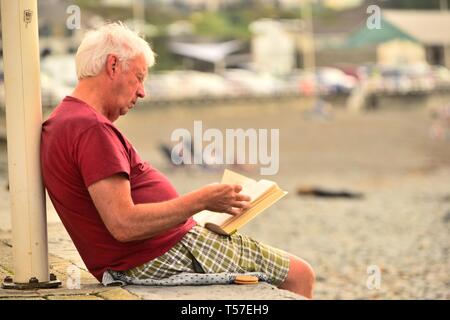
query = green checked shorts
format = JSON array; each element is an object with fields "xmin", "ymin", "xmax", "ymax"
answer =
[{"xmin": 123, "ymin": 225, "xmax": 290, "ymax": 286}]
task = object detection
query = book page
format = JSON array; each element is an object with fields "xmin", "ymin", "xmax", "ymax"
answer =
[
  {"xmin": 221, "ymin": 169, "xmax": 256, "ymax": 185},
  {"xmin": 223, "ymin": 189, "xmax": 288, "ymax": 232},
  {"xmin": 194, "ymin": 210, "xmax": 231, "ymax": 226},
  {"xmin": 241, "ymin": 179, "xmax": 276, "ymax": 204},
  {"xmin": 222, "ymin": 169, "xmax": 275, "ymax": 203},
  {"xmin": 194, "ymin": 170, "xmax": 282, "ymax": 232}
]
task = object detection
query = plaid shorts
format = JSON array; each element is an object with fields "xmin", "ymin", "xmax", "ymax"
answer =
[{"xmin": 123, "ymin": 225, "xmax": 290, "ymax": 286}]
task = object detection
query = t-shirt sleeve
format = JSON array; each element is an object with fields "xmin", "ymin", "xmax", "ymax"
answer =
[{"xmin": 74, "ymin": 123, "xmax": 131, "ymax": 187}]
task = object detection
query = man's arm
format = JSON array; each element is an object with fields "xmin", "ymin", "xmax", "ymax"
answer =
[{"xmin": 88, "ymin": 173, "xmax": 251, "ymax": 242}]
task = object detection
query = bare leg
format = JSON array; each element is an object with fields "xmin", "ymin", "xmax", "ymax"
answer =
[{"xmin": 278, "ymin": 255, "xmax": 315, "ymax": 299}]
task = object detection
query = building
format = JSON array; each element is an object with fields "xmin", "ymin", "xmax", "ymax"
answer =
[
  {"xmin": 168, "ymin": 39, "xmax": 246, "ymax": 72},
  {"xmin": 376, "ymin": 39, "xmax": 425, "ymax": 66},
  {"xmin": 347, "ymin": 10, "xmax": 450, "ymax": 68},
  {"xmin": 250, "ymin": 19, "xmax": 304, "ymax": 75}
]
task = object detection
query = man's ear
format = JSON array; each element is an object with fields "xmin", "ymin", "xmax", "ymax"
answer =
[{"xmin": 106, "ymin": 54, "xmax": 118, "ymax": 78}]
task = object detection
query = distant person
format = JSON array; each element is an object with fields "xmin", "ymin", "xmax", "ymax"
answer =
[
  {"xmin": 40, "ymin": 22, "xmax": 315, "ymax": 298},
  {"xmin": 429, "ymin": 103, "xmax": 450, "ymax": 140}
]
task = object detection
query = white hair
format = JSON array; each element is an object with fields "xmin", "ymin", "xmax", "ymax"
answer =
[{"xmin": 75, "ymin": 22, "xmax": 155, "ymax": 79}]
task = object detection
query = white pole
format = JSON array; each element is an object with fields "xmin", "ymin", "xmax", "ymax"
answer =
[
  {"xmin": 1, "ymin": 0, "xmax": 58, "ymax": 288},
  {"xmin": 300, "ymin": 0, "xmax": 318, "ymax": 108},
  {"xmin": 132, "ymin": 0, "xmax": 145, "ymax": 30},
  {"xmin": 301, "ymin": 0, "xmax": 316, "ymax": 74},
  {"xmin": 441, "ymin": 0, "xmax": 449, "ymax": 68}
]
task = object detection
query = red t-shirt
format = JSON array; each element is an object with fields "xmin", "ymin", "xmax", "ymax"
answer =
[{"xmin": 41, "ymin": 96, "xmax": 195, "ymax": 282}]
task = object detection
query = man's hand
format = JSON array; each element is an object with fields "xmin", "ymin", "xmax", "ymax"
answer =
[
  {"xmin": 200, "ymin": 183, "xmax": 251, "ymax": 216},
  {"xmin": 87, "ymin": 175, "xmax": 251, "ymax": 242}
]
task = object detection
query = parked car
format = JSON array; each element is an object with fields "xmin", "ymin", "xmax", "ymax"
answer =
[
  {"xmin": 431, "ymin": 65, "xmax": 450, "ymax": 89},
  {"xmin": 40, "ymin": 54, "xmax": 78, "ymax": 88},
  {"xmin": 286, "ymin": 70, "xmax": 316, "ymax": 96},
  {"xmin": 315, "ymin": 67, "xmax": 356, "ymax": 94},
  {"xmin": 378, "ymin": 64, "xmax": 435, "ymax": 93},
  {"xmin": 145, "ymin": 70, "xmax": 235, "ymax": 101},
  {"xmin": 40, "ymin": 54, "xmax": 77, "ymax": 107},
  {"xmin": 222, "ymin": 69, "xmax": 287, "ymax": 97}
]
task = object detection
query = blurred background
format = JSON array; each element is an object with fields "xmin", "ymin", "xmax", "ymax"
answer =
[{"xmin": 0, "ymin": 0, "xmax": 449, "ymax": 299}]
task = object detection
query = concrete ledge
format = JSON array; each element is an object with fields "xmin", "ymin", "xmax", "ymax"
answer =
[
  {"xmin": 125, "ymin": 283, "xmax": 304, "ymax": 300},
  {"xmin": 0, "ymin": 237, "xmax": 304, "ymax": 300}
]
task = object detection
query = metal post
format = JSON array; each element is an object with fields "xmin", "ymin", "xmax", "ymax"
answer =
[
  {"xmin": 441, "ymin": 0, "xmax": 449, "ymax": 68},
  {"xmin": 300, "ymin": 0, "xmax": 320, "ymax": 109},
  {"xmin": 1, "ymin": 0, "xmax": 60, "ymax": 289},
  {"xmin": 132, "ymin": 0, "xmax": 145, "ymax": 31},
  {"xmin": 300, "ymin": 0, "xmax": 316, "ymax": 74}
]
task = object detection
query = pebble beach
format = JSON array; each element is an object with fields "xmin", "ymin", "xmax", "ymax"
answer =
[{"xmin": 1, "ymin": 98, "xmax": 449, "ymax": 299}]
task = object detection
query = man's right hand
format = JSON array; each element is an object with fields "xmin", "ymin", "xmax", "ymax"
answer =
[
  {"xmin": 88, "ymin": 175, "xmax": 251, "ymax": 242},
  {"xmin": 200, "ymin": 183, "xmax": 251, "ymax": 216}
]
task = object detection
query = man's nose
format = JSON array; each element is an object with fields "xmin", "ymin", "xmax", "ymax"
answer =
[{"xmin": 137, "ymin": 83, "xmax": 146, "ymax": 99}]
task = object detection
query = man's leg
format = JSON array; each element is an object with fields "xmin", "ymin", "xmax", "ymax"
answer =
[
  {"xmin": 122, "ymin": 226, "xmax": 315, "ymax": 298},
  {"xmin": 278, "ymin": 254, "xmax": 315, "ymax": 299},
  {"xmin": 182, "ymin": 226, "xmax": 315, "ymax": 298}
]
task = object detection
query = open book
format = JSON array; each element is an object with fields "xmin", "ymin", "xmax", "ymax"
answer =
[{"xmin": 193, "ymin": 169, "xmax": 287, "ymax": 236}]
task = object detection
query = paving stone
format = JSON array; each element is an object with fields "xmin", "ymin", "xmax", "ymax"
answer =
[
  {"xmin": 97, "ymin": 287, "xmax": 141, "ymax": 300},
  {"xmin": 0, "ymin": 297, "xmax": 46, "ymax": 300},
  {"xmin": 46, "ymin": 294, "xmax": 103, "ymax": 300},
  {"xmin": 125, "ymin": 283, "xmax": 305, "ymax": 300}
]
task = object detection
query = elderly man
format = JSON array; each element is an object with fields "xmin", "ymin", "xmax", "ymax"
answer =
[{"xmin": 40, "ymin": 23, "xmax": 315, "ymax": 298}]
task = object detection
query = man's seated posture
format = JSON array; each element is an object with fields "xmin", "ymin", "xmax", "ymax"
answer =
[{"xmin": 40, "ymin": 23, "xmax": 315, "ymax": 298}]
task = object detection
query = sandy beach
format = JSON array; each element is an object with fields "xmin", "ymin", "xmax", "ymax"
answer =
[{"xmin": 0, "ymin": 98, "xmax": 449, "ymax": 299}]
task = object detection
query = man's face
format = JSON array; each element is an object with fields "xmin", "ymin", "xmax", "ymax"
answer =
[{"xmin": 110, "ymin": 54, "xmax": 147, "ymax": 119}]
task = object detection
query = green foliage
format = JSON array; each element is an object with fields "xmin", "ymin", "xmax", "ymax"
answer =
[
  {"xmin": 149, "ymin": 36, "xmax": 183, "ymax": 71},
  {"xmin": 73, "ymin": 0, "xmax": 132, "ymax": 21},
  {"xmin": 381, "ymin": 0, "xmax": 450, "ymax": 9},
  {"xmin": 70, "ymin": 0, "xmax": 450, "ymax": 71},
  {"xmin": 189, "ymin": 11, "xmax": 250, "ymax": 39},
  {"xmin": 187, "ymin": 5, "xmax": 304, "ymax": 40},
  {"xmin": 142, "ymin": 4, "xmax": 186, "ymax": 28}
]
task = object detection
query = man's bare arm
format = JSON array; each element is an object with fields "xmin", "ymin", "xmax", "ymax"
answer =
[{"xmin": 88, "ymin": 174, "xmax": 251, "ymax": 242}]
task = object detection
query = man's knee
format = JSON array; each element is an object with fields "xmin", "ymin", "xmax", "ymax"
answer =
[
  {"xmin": 303, "ymin": 260, "xmax": 316, "ymax": 287},
  {"xmin": 292, "ymin": 256, "xmax": 315, "ymax": 287},
  {"xmin": 281, "ymin": 255, "xmax": 315, "ymax": 291},
  {"xmin": 278, "ymin": 255, "xmax": 315, "ymax": 298}
]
